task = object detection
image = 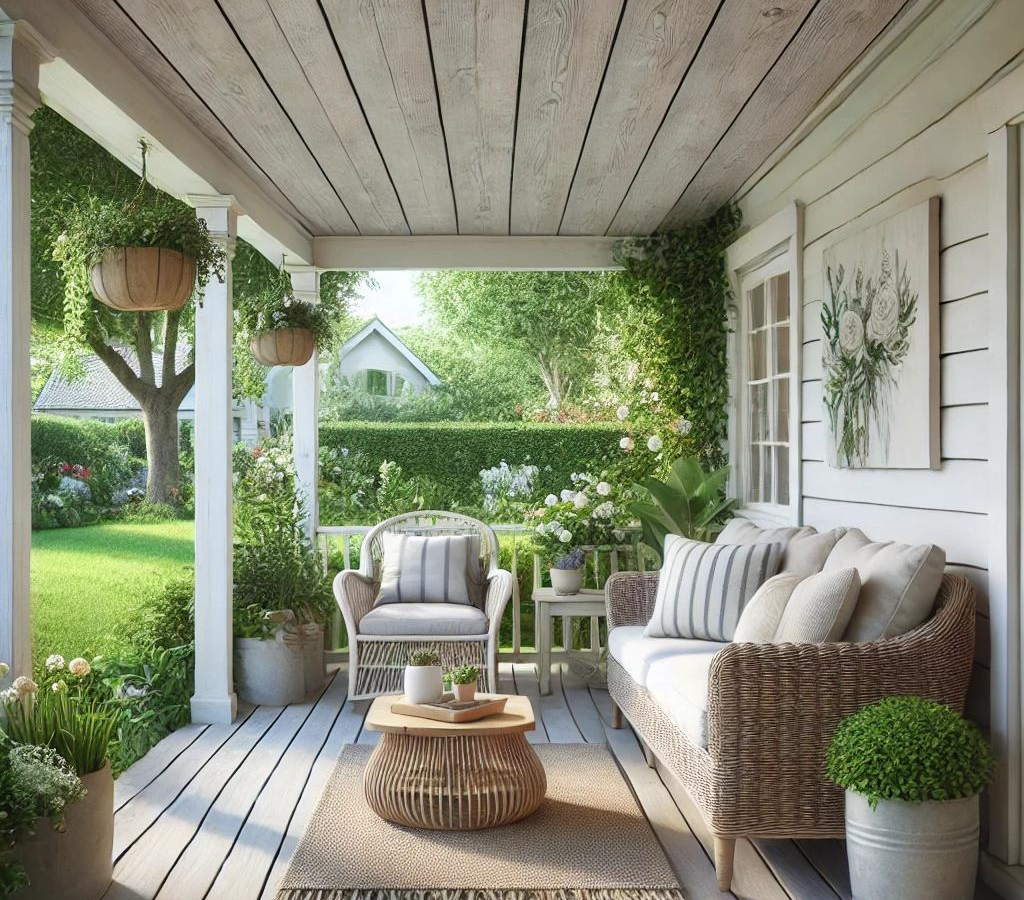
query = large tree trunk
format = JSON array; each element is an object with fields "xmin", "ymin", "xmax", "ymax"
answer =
[
  {"xmin": 537, "ymin": 353, "xmax": 571, "ymax": 408},
  {"xmin": 139, "ymin": 394, "xmax": 182, "ymax": 503}
]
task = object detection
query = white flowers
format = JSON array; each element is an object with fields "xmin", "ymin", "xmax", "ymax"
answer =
[
  {"xmin": 544, "ymin": 494, "xmax": 558, "ymax": 507},
  {"xmin": 596, "ymin": 481, "xmax": 611, "ymax": 496},
  {"xmin": 573, "ymin": 492, "xmax": 589, "ymax": 509},
  {"xmin": 867, "ymin": 254, "xmax": 900, "ymax": 344},
  {"xmin": 535, "ymin": 524, "xmax": 547, "ymax": 535},
  {"xmin": 12, "ymin": 676, "xmax": 37, "ymax": 699},
  {"xmin": 673, "ymin": 417, "xmax": 693, "ymax": 435},
  {"xmin": 52, "ymin": 680, "xmax": 68, "ymax": 693},
  {"xmin": 616, "ymin": 404, "xmax": 629, "ymax": 421},
  {"xmin": 619, "ymin": 436, "xmax": 634, "ymax": 452},
  {"xmin": 647, "ymin": 435, "xmax": 663, "ymax": 452},
  {"xmin": 651, "ymin": 391, "xmax": 660, "ymax": 402},
  {"xmin": 45, "ymin": 654, "xmax": 65, "ymax": 671},
  {"xmin": 839, "ymin": 309, "xmax": 865, "ymax": 356},
  {"xmin": 558, "ymin": 529, "xmax": 572, "ymax": 543},
  {"xmin": 68, "ymin": 658, "xmax": 91, "ymax": 677},
  {"xmin": 593, "ymin": 501, "xmax": 614, "ymax": 519},
  {"xmin": 560, "ymin": 489, "xmax": 574, "ymax": 502}
]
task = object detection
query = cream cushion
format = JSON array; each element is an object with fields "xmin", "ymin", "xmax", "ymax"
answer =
[
  {"xmin": 646, "ymin": 650, "xmax": 721, "ymax": 749},
  {"xmin": 733, "ymin": 573, "xmax": 802, "ymax": 642},
  {"xmin": 825, "ymin": 529, "xmax": 945, "ymax": 641},
  {"xmin": 608, "ymin": 626, "xmax": 723, "ymax": 687},
  {"xmin": 717, "ymin": 518, "xmax": 845, "ymax": 578},
  {"xmin": 774, "ymin": 567, "xmax": 861, "ymax": 643},
  {"xmin": 359, "ymin": 602, "xmax": 489, "ymax": 636}
]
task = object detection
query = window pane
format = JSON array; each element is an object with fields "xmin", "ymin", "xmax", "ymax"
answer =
[
  {"xmin": 749, "ymin": 382, "xmax": 767, "ymax": 442},
  {"xmin": 762, "ymin": 446, "xmax": 773, "ymax": 503},
  {"xmin": 772, "ymin": 274, "xmax": 790, "ymax": 323},
  {"xmin": 366, "ymin": 369, "xmax": 388, "ymax": 396},
  {"xmin": 775, "ymin": 324, "xmax": 790, "ymax": 374},
  {"xmin": 749, "ymin": 331, "xmax": 767, "ymax": 381},
  {"xmin": 749, "ymin": 283, "xmax": 765, "ymax": 330},
  {"xmin": 775, "ymin": 376, "xmax": 790, "ymax": 442},
  {"xmin": 776, "ymin": 446, "xmax": 789, "ymax": 506},
  {"xmin": 748, "ymin": 446, "xmax": 762, "ymax": 503}
]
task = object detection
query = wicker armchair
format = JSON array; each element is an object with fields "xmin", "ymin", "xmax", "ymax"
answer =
[
  {"xmin": 334, "ymin": 511, "xmax": 513, "ymax": 700},
  {"xmin": 605, "ymin": 571, "xmax": 976, "ymax": 891}
]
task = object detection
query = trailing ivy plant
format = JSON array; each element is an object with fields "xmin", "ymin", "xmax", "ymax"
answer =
[
  {"xmin": 613, "ymin": 204, "xmax": 742, "ymax": 467},
  {"xmin": 233, "ymin": 265, "xmax": 340, "ymax": 354}
]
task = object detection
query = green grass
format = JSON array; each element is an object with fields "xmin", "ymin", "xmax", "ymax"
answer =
[{"xmin": 31, "ymin": 520, "xmax": 195, "ymax": 661}]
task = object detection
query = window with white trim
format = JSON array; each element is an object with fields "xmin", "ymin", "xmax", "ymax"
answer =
[{"xmin": 740, "ymin": 261, "xmax": 791, "ymax": 510}]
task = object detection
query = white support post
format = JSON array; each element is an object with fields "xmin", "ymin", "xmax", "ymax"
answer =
[
  {"xmin": 289, "ymin": 266, "xmax": 320, "ymax": 544},
  {"xmin": 0, "ymin": 22, "xmax": 45, "ymax": 681},
  {"xmin": 190, "ymin": 195, "xmax": 238, "ymax": 725}
]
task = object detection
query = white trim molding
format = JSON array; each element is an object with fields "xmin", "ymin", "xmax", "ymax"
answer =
[{"xmin": 288, "ymin": 266, "xmax": 320, "ymax": 544}]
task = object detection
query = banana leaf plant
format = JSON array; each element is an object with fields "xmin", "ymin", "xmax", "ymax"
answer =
[{"xmin": 627, "ymin": 456, "xmax": 736, "ymax": 561}]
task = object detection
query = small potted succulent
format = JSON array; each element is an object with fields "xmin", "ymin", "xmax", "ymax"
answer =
[
  {"xmin": 550, "ymin": 547, "xmax": 585, "ymax": 596},
  {"xmin": 827, "ymin": 696, "xmax": 994, "ymax": 900},
  {"xmin": 405, "ymin": 650, "xmax": 444, "ymax": 704},
  {"xmin": 448, "ymin": 665, "xmax": 479, "ymax": 703}
]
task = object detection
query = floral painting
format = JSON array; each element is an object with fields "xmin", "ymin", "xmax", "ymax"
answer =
[{"xmin": 821, "ymin": 197, "xmax": 939, "ymax": 469}]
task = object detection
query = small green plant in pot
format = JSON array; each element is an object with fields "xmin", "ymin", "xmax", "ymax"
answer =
[
  {"xmin": 405, "ymin": 650, "xmax": 443, "ymax": 705},
  {"xmin": 449, "ymin": 665, "xmax": 480, "ymax": 703},
  {"xmin": 827, "ymin": 696, "xmax": 994, "ymax": 900}
]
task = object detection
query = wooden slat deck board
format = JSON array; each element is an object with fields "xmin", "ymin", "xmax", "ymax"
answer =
[{"xmin": 105, "ymin": 662, "xmax": 993, "ymax": 900}]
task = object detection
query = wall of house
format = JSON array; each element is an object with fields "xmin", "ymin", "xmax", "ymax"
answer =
[{"xmin": 337, "ymin": 330, "xmax": 431, "ymax": 394}]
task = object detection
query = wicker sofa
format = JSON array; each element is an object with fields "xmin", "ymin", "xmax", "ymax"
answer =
[{"xmin": 605, "ymin": 568, "xmax": 976, "ymax": 892}]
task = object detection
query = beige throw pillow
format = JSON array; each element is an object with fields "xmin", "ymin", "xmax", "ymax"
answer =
[
  {"xmin": 733, "ymin": 573, "xmax": 801, "ymax": 642},
  {"xmin": 774, "ymin": 567, "xmax": 861, "ymax": 643},
  {"xmin": 825, "ymin": 529, "xmax": 945, "ymax": 641},
  {"xmin": 716, "ymin": 519, "xmax": 845, "ymax": 579}
]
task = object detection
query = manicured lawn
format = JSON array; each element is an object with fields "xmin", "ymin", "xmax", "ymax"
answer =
[{"xmin": 31, "ymin": 520, "xmax": 195, "ymax": 660}]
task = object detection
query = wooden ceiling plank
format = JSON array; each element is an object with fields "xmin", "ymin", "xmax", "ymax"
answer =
[
  {"xmin": 68, "ymin": 0, "xmax": 306, "ymax": 230},
  {"xmin": 609, "ymin": 0, "xmax": 814, "ymax": 236},
  {"xmin": 558, "ymin": 0, "xmax": 720, "ymax": 236},
  {"xmin": 111, "ymin": 0, "xmax": 356, "ymax": 235},
  {"xmin": 510, "ymin": 0, "xmax": 623, "ymax": 235},
  {"xmin": 321, "ymin": 0, "xmax": 456, "ymax": 234},
  {"xmin": 661, "ymin": 0, "xmax": 910, "ymax": 229},
  {"xmin": 224, "ymin": 0, "xmax": 408, "ymax": 236},
  {"xmin": 424, "ymin": 0, "xmax": 524, "ymax": 235}
]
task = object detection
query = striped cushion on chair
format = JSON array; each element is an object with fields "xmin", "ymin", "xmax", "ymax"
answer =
[
  {"xmin": 644, "ymin": 535, "xmax": 784, "ymax": 641},
  {"xmin": 375, "ymin": 532, "xmax": 479, "ymax": 606}
]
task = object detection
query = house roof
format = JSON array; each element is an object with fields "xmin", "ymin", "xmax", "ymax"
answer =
[
  {"xmin": 338, "ymin": 318, "xmax": 441, "ymax": 386},
  {"xmin": 34, "ymin": 346, "xmax": 197, "ymax": 413}
]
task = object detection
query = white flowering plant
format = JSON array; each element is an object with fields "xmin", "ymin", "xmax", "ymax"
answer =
[
  {"xmin": 478, "ymin": 460, "xmax": 539, "ymax": 523},
  {"xmin": 234, "ymin": 268, "xmax": 337, "ymax": 353},
  {"xmin": 318, "ymin": 445, "xmax": 376, "ymax": 525}
]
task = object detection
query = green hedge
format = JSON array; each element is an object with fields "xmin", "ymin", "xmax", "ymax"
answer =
[
  {"xmin": 32, "ymin": 414, "xmax": 146, "ymax": 465},
  {"xmin": 319, "ymin": 421, "xmax": 623, "ymax": 505}
]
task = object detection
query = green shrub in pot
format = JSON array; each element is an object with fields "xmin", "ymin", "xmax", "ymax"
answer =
[{"xmin": 827, "ymin": 696, "xmax": 994, "ymax": 900}]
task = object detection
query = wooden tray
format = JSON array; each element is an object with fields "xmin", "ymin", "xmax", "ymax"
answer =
[{"xmin": 390, "ymin": 694, "xmax": 509, "ymax": 723}]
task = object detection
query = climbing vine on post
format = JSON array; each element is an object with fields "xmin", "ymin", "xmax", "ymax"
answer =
[{"xmin": 613, "ymin": 204, "xmax": 742, "ymax": 467}]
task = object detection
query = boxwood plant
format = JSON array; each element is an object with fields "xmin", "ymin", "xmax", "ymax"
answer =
[{"xmin": 826, "ymin": 696, "xmax": 994, "ymax": 809}]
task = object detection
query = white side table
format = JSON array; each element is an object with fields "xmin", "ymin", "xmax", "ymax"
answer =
[{"xmin": 533, "ymin": 587, "xmax": 606, "ymax": 695}]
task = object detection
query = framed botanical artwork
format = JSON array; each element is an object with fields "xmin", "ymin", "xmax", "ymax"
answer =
[{"xmin": 821, "ymin": 196, "xmax": 940, "ymax": 469}]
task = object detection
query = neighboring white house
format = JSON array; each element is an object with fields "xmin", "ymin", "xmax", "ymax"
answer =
[
  {"xmin": 33, "ymin": 348, "xmax": 265, "ymax": 444},
  {"xmin": 265, "ymin": 317, "xmax": 440, "ymax": 414}
]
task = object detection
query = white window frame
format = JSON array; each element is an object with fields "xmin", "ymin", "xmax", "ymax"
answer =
[{"xmin": 725, "ymin": 203, "xmax": 803, "ymax": 527}]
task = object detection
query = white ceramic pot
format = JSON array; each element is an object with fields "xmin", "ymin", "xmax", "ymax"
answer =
[
  {"xmin": 300, "ymin": 623, "xmax": 326, "ymax": 695},
  {"xmin": 404, "ymin": 665, "xmax": 443, "ymax": 704},
  {"xmin": 234, "ymin": 636, "xmax": 305, "ymax": 706},
  {"xmin": 844, "ymin": 789, "xmax": 979, "ymax": 900},
  {"xmin": 453, "ymin": 681, "xmax": 477, "ymax": 702},
  {"xmin": 12, "ymin": 760, "xmax": 114, "ymax": 900},
  {"xmin": 550, "ymin": 567, "xmax": 582, "ymax": 596}
]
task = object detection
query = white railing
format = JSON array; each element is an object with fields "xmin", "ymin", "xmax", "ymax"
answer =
[{"xmin": 316, "ymin": 522, "xmax": 652, "ymax": 660}]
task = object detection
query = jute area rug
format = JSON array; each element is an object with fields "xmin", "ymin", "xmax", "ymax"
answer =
[{"xmin": 277, "ymin": 743, "xmax": 684, "ymax": 900}]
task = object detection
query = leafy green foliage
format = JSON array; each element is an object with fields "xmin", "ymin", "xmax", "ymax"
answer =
[
  {"xmin": 449, "ymin": 665, "xmax": 478, "ymax": 685},
  {"xmin": 31, "ymin": 414, "xmax": 144, "ymax": 472},
  {"xmin": 827, "ymin": 697, "xmax": 994, "ymax": 809},
  {"xmin": 628, "ymin": 456, "xmax": 735, "ymax": 558},
  {"xmin": 409, "ymin": 650, "xmax": 441, "ymax": 667},
  {"xmin": 614, "ymin": 205, "xmax": 742, "ymax": 466}
]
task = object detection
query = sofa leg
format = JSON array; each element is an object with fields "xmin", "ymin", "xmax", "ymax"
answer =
[
  {"xmin": 611, "ymin": 701, "xmax": 623, "ymax": 729},
  {"xmin": 713, "ymin": 837, "xmax": 735, "ymax": 893}
]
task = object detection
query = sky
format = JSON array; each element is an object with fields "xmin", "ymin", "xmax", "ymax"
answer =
[{"xmin": 350, "ymin": 270, "xmax": 426, "ymax": 329}]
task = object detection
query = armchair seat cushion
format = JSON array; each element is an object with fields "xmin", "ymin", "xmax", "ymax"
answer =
[
  {"xmin": 646, "ymin": 649, "xmax": 721, "ymax": 749},
  {"xmin": 359, "ymin": 603, "xmax": 489, "ymax": 636},
  {"xmin": 608, "ymin": 625, "xmax": 724, "ymax": 687}
]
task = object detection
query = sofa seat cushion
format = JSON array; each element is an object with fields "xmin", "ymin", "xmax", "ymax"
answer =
[
  {"xmin": 645, "ymin": 647, "xmax": 722, "ymax": 749},
  {"xmin": 608, "ymin": 625, "xmax": 724, "ymax": 687},
  {"xmin": 359, "ymin": 603, "xmax": 489, "ymax": 636}
]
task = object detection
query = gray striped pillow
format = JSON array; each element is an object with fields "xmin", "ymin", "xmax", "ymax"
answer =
[
  {"xmin": 644, "ymin": 535, "xmax": 784, "ymax": 641},
  {"xmin": 375, "ymin": 533, "xmax": 477, "ymax": 606}
]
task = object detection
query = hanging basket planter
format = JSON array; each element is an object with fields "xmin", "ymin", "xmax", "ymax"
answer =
[
  {"xmin": 89, "ymin": 246, "xmax": 196, "ymax": 313},
  {"xmin": 250, "ymin": 327, "xmax": 316, "ymax": 367}
]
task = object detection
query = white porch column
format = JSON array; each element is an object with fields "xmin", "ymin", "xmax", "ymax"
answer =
[
  {"xmin": 288, "ymin": 266, "xmax": 319, "ymax": 543},
  {"xmin": 0, "ymin": 22, "xmax": 45, "ymax": 681},
  {"xmin": 190, "ymin": 195, "xmax": 238, "ymax": 725}
]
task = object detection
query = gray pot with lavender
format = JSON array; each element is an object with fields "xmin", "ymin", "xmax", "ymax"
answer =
[{"xmin": 549, "ymin": 547, "xmax": 585, "ymax": 596}]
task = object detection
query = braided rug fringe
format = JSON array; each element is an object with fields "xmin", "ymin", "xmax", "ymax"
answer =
[{"xmin": 278, "ymin": 891, "xmax": 685, "ymax": 900}]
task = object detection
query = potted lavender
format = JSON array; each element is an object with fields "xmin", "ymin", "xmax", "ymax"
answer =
[{"xmin": 550, "ymin": 547, "xmax": 585, "ymax": 596}]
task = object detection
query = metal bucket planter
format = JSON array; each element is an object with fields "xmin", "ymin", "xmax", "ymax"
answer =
[
  {"xmin": 234, "ymin": 635, "xmax": 306, "ymax": 706},
  {"xmin": 301, "ymin": 623, "xmax": 326, "ymax": 695},
  {"xmin": 12, "ymin": 760, "xmax": 114, "ymax": 900},
  {"xmin": 845, "ymin": 790, "xmax": 979, "ymax": 900},
  {"xmin": 90, "ymin": 246, "xmax": 196, "ymax": 312},
  {"xmin": 250, "ymin": 328, "xmax": 315, "ymax": 366}
]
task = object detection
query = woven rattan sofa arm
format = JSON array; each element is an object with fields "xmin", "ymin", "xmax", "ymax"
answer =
[
  {"xmin": 605, "ymin": 571, "xmax": 660, "ymax": 630},
  {"xmin": 484, "ymin": 569, "xmax": 514, "ymax": 641},
  {"xmin": 706, "ymin": 573, "xmax": 976, "ymax": 771},
  {"xmin": 333, "ymin": 569, "xmax": 376, "ymax": 638}
]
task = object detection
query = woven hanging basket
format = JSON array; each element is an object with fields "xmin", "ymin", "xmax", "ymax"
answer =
[
  {"xmin": 250, "ymin": 327, "xmax": 316, "ymax": 367},
  {"xmin": 90, "ymin": 246, "xmax": 196, "ymax": 313}
]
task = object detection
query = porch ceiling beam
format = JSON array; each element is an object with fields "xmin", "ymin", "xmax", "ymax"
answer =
[
  {"xmin": 312, "ymin": 235, "xmax": 621, "ymax": 271},
  {"xmin": 0, "ymin": 0, "xmax": 313, "ymax": 265}
]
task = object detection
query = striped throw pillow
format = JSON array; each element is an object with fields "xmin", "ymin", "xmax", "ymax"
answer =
[
  {"xmin": 644, "ymin": 535, "xmax": 784, "ymax": 641},
  {"xmin": 375, "ymin": 533, "xmax": 479, "ymax": 606}
]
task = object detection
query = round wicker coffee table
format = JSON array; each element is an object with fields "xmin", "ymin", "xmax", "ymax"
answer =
[{"xmin": 363, "ymin": 693, "xmax": 546, "ymax": 830}]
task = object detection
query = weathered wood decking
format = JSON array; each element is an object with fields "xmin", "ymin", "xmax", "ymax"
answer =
[{"xmin": 105, "ymin": 663, "xmax": 998, "ymax": 900}]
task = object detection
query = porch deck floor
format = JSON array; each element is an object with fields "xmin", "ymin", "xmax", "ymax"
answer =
[{"xmin": 105, "ymin": 662, "xmax": 998, "ymax": 900}]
